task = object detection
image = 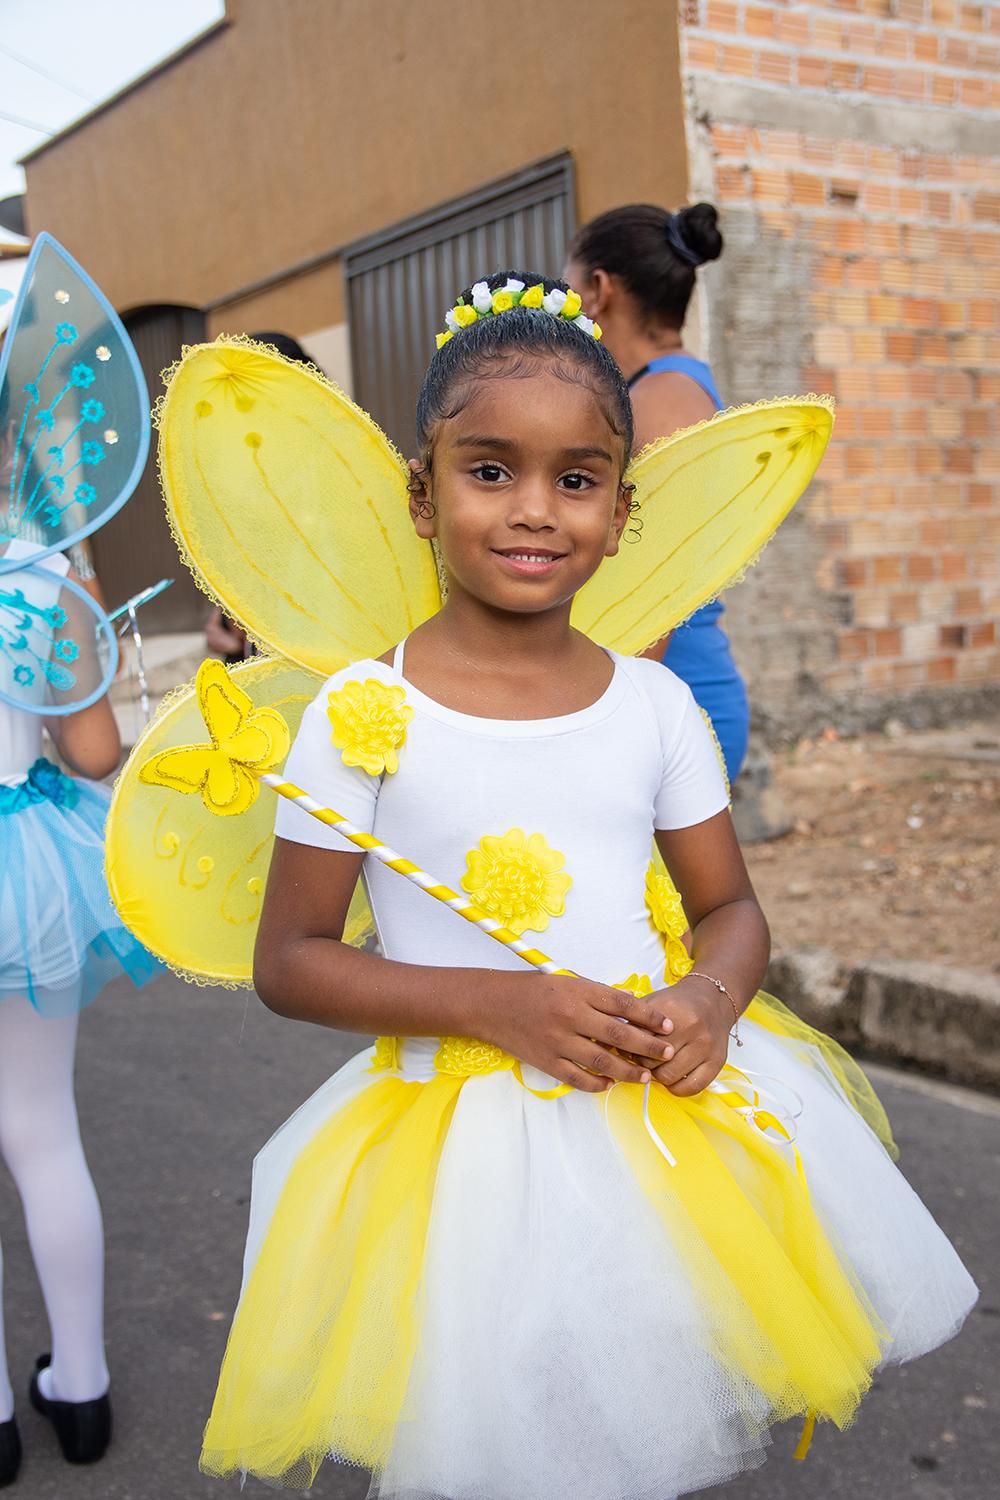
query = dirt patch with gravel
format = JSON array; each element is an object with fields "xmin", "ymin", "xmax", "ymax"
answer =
[{"xmin": 743, "ymin": 718, "xmax": 1000, "ymax": 976}]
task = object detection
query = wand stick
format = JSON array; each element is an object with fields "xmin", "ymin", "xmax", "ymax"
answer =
[{"xmin": 258, "ymin": 769, "xmax": 564, "ymax": 975}]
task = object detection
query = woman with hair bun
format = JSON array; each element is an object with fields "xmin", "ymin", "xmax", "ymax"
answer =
[{"xmin": 565, "ymin": 203, "xmax": 750, "ymax": 781}]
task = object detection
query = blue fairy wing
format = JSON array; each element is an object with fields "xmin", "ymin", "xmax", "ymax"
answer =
[
  {"xmin": 0, "ymin": 233, "xmax": 150, "ymax": 575},
  {"xmin": 0, "ymin": 554, "xmax": 118, "ymax": 716}
]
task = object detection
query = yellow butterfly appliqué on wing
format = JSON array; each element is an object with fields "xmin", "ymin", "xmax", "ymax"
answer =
[
  {"xmin": 107, "ymin": 657, "xmax": 318, "ymax": 984},
  {"xmin": 139, "ymin": 659, "xmax": 290, "ymax": 817}
]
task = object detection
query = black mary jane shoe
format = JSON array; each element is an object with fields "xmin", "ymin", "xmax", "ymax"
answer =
[
  {"xmin": 29, "ymin": 1356, "xmax": 111, "ymax": 1465},
  {"xmin": 0, "ymin": 1416, "xmax": 22, "ymax": 1487}
]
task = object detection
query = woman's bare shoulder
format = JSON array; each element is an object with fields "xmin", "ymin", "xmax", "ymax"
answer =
[{"xmin": 631, "ymin": 371, "xmax": 717, "ymax": 450}]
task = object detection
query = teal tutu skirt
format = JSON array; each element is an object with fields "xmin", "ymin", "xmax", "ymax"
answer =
[{"xmin": 0, "ymin": 758, "xmax": 161, "ymax": 1017}]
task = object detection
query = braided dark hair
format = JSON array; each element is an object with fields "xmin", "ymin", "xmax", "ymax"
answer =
[
  {"xmin": 415, "ymin": 271, "xmax": 634, "ymax": 468},
  {"xmin": 567, "ymin": 203, "xmax": 723, "ymax": 329}
]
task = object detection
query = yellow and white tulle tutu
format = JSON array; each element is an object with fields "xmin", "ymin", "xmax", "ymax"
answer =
[{"xmin": 200, "ymin": 998, "xmax": 976, "ymax": 1497}]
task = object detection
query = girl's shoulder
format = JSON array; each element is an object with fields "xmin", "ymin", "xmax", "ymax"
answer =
[
  {"xmin": 297, "ymin": 659, "xmax": 407, "ymax": 745},
  {"xmin": 307, "ymin": 656, "xmax": 402, "ymax": 703},
  {"xmin": 287, "ymin": 656, "xmax": 411, "ymax": 790},
  {"xmin": 630, "ymin": 372, "xmax": 718, "ymax": 450},
  {"xmin": 612, "ymin": 651, "xmax": 697, "ymax": 709},
  {"xmin": 611, "ymin": 652, "xmax": 704, "ymax": 751}
]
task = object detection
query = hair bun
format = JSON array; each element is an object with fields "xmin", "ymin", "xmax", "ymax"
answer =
[{"xmin": 674, "ymin": 203, "xmax": 723, "ymax": 265}]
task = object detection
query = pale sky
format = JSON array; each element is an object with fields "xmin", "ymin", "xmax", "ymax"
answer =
[{"xmin": 0, "ymin": 0, "xmax": 226, "ymax": 204}]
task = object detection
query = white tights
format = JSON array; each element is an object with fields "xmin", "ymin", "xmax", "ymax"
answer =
[{"xmin": 0, "ymin": 992, "xmax": 108, "ymax": 1421}]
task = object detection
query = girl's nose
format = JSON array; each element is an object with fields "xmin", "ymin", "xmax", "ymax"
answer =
[{"xmin": 507, "ymin": 478, "xmax": 557, "ymax": 530}]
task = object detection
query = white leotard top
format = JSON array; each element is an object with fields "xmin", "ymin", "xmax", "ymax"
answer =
[{"xmin": 274, "ymin": 646, "xmax": 729, "ymax": 988}]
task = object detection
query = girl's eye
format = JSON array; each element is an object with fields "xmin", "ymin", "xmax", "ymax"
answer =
[
  {"xmin": 560, "ymin": 471, "xmax": 595, "ymax": 492},
  {"xmin": 472, "ymin": 462, "xmax": 508, "ymax": 483}
]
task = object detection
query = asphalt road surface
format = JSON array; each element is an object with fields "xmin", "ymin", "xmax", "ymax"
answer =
[{"xmin": 2, "ymin": 971, "xmax": 996, "ymax": 1500}]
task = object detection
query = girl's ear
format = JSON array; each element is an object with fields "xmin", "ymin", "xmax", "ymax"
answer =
[
  {"xmin": 407, "ymin": 457, "xmax": 437, "ymax": 537},
  {"xmin": 605, "ymin": 482, "xmax": 633, "ymax": 558}
]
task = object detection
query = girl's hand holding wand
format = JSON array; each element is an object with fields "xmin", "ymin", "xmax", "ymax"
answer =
[
  {"xmin": 241, "ymin": 738, "xmax": 765, "ymax": 1100},
  {"xmin": 477, "ymin": 971, "xmax": 675, "ymax": 1095},
  {"xmin": 254, "ymin": 841, "xmax": 674, "ymax": 1097}
]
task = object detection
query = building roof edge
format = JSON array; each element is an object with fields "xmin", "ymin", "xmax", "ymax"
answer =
[{"xmin": 19, "ymin": 16, "xmax": 230, "ymax": 167}]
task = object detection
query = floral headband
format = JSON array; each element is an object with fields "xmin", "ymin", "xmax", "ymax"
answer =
[{"xmin": 435, "ymin": 278, "xmax": 602, "ymax": 349}]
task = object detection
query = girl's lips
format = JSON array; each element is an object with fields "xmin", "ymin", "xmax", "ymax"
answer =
[{"xmin": 493, "ymin": 549, "xmax": 566, "ymax": 577}]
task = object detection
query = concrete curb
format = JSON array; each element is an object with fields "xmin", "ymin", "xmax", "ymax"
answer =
[{"xmin": 766, "ymin": 947, "xmax": 1000, "ymax": 1093}]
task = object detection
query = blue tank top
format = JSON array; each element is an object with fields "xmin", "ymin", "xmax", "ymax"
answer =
[{"xmin": 629, "ymin": 354, "xmax": 749, "ymax": 780}]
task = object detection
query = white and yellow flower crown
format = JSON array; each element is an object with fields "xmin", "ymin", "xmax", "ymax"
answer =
[{"xmin": 435, "ymin": 278, "xmax": 602, "ymax": 350}]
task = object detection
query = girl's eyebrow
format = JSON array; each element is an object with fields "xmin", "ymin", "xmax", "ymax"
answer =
[
  {"xmin": 454, "ymin": 435, "xmax": 613, "ymax": 464},
  {"xmin": 453, "ymin": 435, "xmax": 517, "ymax": 450},
  {"xmin": 561, "ymin": 446, "xmax": 613, "ymax": 464}
]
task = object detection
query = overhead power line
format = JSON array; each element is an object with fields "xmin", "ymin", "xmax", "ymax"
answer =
[
  {"xmin": 0, "ymin": 42, "xmax": 95, "ymax": 103},
  {"xmin": 0, "ymin": 107, "xmax": 55, "ymax": 135}
]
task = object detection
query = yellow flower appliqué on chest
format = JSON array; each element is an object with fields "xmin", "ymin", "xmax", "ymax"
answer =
[
  {"xmin": 326, "ymin": 677, "xmax": 413, "ymax": 776},
  {"xmin": 461, "ymin": 828, "xmax": 572, "ymax": 937}
]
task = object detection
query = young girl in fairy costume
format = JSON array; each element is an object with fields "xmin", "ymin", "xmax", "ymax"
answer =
[
  {"xmin": 128, "ymin": 273, "xmax": 974, "ymax": 1497},
  {"xmin": 0, "ymin": 235, "xmax": 161, "ymax": 1485}
]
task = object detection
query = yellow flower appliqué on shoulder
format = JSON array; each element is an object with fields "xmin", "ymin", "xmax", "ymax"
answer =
[
  {"xmin": 461, "ymin": 828, "xmax": 572, "ymax": 937},
  {"xmin": 326, "ymin": 676, "xmax": 413, "ymax": 776}
]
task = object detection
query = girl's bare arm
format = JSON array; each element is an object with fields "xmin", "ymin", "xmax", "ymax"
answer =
[
  {"xmin": 253, "ymin": 836, "xmax": 678, "ymax": 1094},
  {"xmin": 50, "ymin": 695, "xmax": 120, "ymax": 779},
  {"xmin": 649, "ymin": 810, "xmax": 770, "ymax": 1097}
]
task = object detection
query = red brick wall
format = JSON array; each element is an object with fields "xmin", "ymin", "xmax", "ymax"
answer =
[{"xmin": 680, "ymin": 0, "xmax": 1000, "ymax": 731}]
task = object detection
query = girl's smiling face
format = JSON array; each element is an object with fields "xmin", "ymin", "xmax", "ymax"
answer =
[{"xmin": 411, "ymin": 358, "xmax": 631, "ymax": 618}]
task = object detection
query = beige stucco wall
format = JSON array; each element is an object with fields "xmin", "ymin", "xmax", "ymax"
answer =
[
  {"xmin": 300, "ymin": 320, "xmax": 352, "ymax": 395},
  {"xmin": 23, "ymin": 0, "xmax": 688, "ymax": 328},
  {"xmin": 203, "ymin": 256, "xmax": 344, "ymax": 344}
]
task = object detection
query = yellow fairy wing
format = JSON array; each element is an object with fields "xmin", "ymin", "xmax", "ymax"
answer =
[
  {"xmin": 106, "ymin": 656, "xmax": 321, "ymax": 985},
  {"xmin": 157, "ymin": 338, "xmax": 442, "ymax": 674},
  {"xmin": 572, "ymin": 397, "xmax": 834, "ymax": 655},
  {"xmin": 343, "ymin": 878, "xmax": 377, "ymax": 950}
]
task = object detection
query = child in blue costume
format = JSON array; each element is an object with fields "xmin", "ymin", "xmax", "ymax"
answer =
[
  {"xmin": 0, "ymin": 237, "xmax": 160, "ymax": 1485},
  {"xmin": 566, "ymin": 202, "xmax": 750, "ymax": 780}
]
